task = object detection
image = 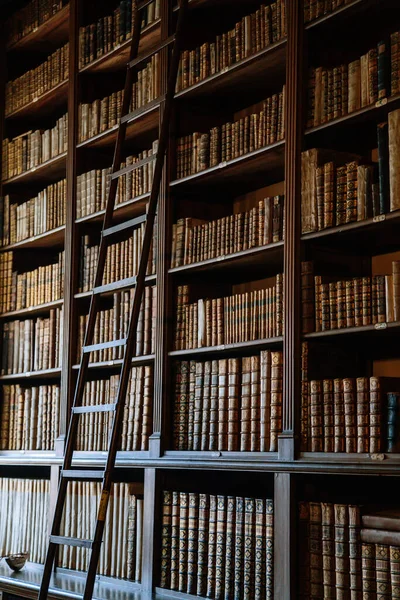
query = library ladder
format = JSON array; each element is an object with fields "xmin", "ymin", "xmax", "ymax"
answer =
[{"xmin": 38, "ymin": 0, "xmax": 188, "ymax": 598}]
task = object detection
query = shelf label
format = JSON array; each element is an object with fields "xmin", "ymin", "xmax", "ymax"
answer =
[
  {"xmin": 373, "ymin": 214, "xmax": 386, "ymax": 223},
  {"xmin": 376, "ymin": 98, "xmax": 388, "ymax": 107},
  {"xmin": 219, "ymin": 161, "xmax": 227, "ymax": 169},
  {"xmin": 370, "ymin": 453, "xmax": 385, "ymax": 461},
  {"xmin": 211, "ymin": 451, "xmax": 222, "ymax": 458},
  {"xmin": 375, "ymin": 322, "xmax": 387, "ymax": 330}
]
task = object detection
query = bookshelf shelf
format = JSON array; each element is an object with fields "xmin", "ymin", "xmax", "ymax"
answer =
[
  {"xmin": 0, "ymin": 450, "xmax": 59, "ymax": 466},
  {"xmin": 5, "ymin": 80, "xmax": 68, "ymax": 121},
  {"xmin": 175, "ymin": 39, "xmax": 287, "ymax": 101},
  {"xmin": 169, "ymin": 337, "xmax": 283, "ymax": 359},
  {"xmin": 2, "ymin": 152, "xmax": 67, "ymax": 187},
  {"xmin": 0, "ymin": 225, "xmax": 65, "ymax": 252},
  {"xmin": 303, "ymin": 321, "xmax": 400, "ymax": 342},
  {"xmin": 169, "ymin": 242, "xmax": 284, "ymax": 278},
  {"xmin": 170, "ymin": 140, "xmax": 285, "ymax": 193},
  {"xmin": 0, "ymin": 298, "xmax": 64, "ymax": 320},
  {"xmin": 0, "ymin": 367, "xmax": 62, "ymax": 381},
  {"xmin": 6, "ymin": 4, "xmax": 70, "ymax": 53},
  {"xmin": 79, "ymin": 20, "xmax": 161, "ymax": 74}
]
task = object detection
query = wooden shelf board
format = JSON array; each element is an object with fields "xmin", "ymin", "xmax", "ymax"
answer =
[
  {"xmin": 170, "ymin": 140, "xmax": 285, "ymax": 193},
  {"xmin": 80, "ymin": 20, "xmax": 161, "ymax": 74},
  {"xmin": 0, "ymin": 450, "xmax": 58, "ymax": 466},
  {"xmin": 0, "ymin": 561, "xmax": 145, "ymax": 600},
  {"xmin": 6, "ymin": 5, "xmax": 70, "ymax": 53},
  {"xmin": 301, "ymin": 210, "xmax": 400, "ymax": 255},
  {"xmin": 2, "ymin": 152, "xmax": 67, "ymax": 187},
  {"xmin": 71, "ymin": 450, "xmax": 150, "ymax": 467},
  {"xmin": 0, "ymin": 225, "xmax": 65, "ymax": 252},
  {"xmin": 169, "ymin": 242, "xmax": 284, "ymax": 278},
  {"xmin": 0, "ymin": 299, "xmax": 63, "ymax": 320},
  {"xmin": 304, "ymin": 321, "xmax": 400, "ymax": 342},
  {"xmin": 305, "ymin": 94, "xmax": 400, "ymax": 139},
  {"xmin": 5, "ymin": 80, "xmax": 68, "ymax": 121},
  {"xmin": 169, "ymin": 337, "xmax": 283, "ymax": 358},
  {"xmin": 175, "ymin": 39, "xmax": 286, "ymax": 101},
  {"xmin": 0, "ymin": 368, "xmax": 61, "ymax": 381},
  {"xmin": 76, "ymin": 102, "xmax": 160, "ymax": 151},
  {"xmin": 76, "ymin": 193, "xmax": 150, "ymax": 227},
  {"xmin": 71, "ymin": 354, "xmax": 155, "ymax": 370}
]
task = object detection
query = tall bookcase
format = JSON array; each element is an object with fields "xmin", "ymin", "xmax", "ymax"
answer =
[{"xmin": 1, "ymin": 0, "xmax": 400, "ymax": 599}]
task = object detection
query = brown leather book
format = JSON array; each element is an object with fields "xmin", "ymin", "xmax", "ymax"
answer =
[
  {"xmin": 301, "ymin": 261, "xmax": 315, "ymax": 334},
  {"xmin": 254, "ymin": 497, "xmax": 265, "ymax": 600},
  {"xmin": 178, "ymin": 492, "xmax": 189, "ymax": 592},
  {"xmin": 334, "ymin": 378, "xmax": 345, "ymax": 453},
  {"xmin": 356, "ymin": 377, "xmax": 369, "ymax": 453},
  {"xmin": 270, "ymin": 351, "xmax": 282, "ymax": 451},
  {"xmin": 321, "ymin": 502, "xmax": 335, "ymax": 598},
  {"xmin": 361, "ymin": 542, "xmax": 376, "ymax": 597},
  {"xmin": 206, "ymin": 494, "xmax": 218, "ymax": 598},
  {"xmin": 348, "ymin": 505, "xmax": 362, "ymax": 596},
  {"xmin": 361, "ymin": 529, "xmax": 400, "ymax": 546},
  {"xmin": 298, "ymin": 502, "xmax": 311, "ymax": 598},
  {"xmin": 310, "ymin": 380, "xmax": 323, "ymax": 452},
  {"xmin": 170, "ymin": 491, "xmax": 180, "ymax": 590},
  {"xmin": 196, "ymin": 493, "xmax": 209, "ymax": 596},
  {"xmin": 160, "ymin": 490, "xmax": 172, "ymax": 589},
  {"xmin": 224, "ymin": 496, "xmax": 235, "ymax": 599},
  {"xmin": 227, "ymin": 358, "xmax": 240, "ymax": 452},
  {"xmin": 334, "ymin": 504, "xmax": 350, "ymax": 595},
  {"xmin": 390, "ymin": 546, "xmax": 400, "ymax": 598},
  {"xmin": 218, "ymin": 359, "xmax": 228, "ymax": 451},
  {"xmin": 243, "ymin": 497, "xmax": 255, "ymax": 600},
  {"xmin": 362, "ymin": 509, "xmax": 400, "ymax": 531},
  {"xmin": 393, "ymin": 261, "xmax": 400, "ymax": 322},
  {"xmin": 343, "ymin": 378, "xmax": 356, "ymax": 453},
  {"xmin": 323, "ymin": 379, "xmax": 334, "ymax": 452},
  {"xmin": 186, "ymin": 492, "xmax": 199, "ymax": 595},
  {"xmin": 389, "ymin": 108, "xmax": 400, "ymax": 212},
  {"xmin": 309, "ymin": 502, "xmax": 323, "ymax": 598}
]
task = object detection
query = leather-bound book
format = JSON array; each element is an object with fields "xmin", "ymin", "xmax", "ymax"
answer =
[
  {"xmin": 321, "ymin": 503, "xmax": 335, "ymax": 598},
  {"xmin": 188, "ymin": 361, "xmax": 196, "ymax": 450},
  {"xmin": 324, "ymin": 161, "xmax": 335, "ymax": 228},
  {"xmin": 207, "ymin": 495, "xmax": 218, "ymax": 598},
  {"xmin": 323, "ymin": 379, "xmax": 334, "ymax": 452},
  {"xmin": 270, "ymin": 351, "xmax": 283, "ymax": 451},
  {"xmin": 348, "ymin": 59, "xmax": 361, "ymax": 113},
  {"xmin": 170, "ymin": 491, "xmax": 180, "ymax": 590},
  {"xmin": 234, "ymin": 496, "xmax": 245, "ymax": 600},
  {"xmin": 310, "ymin": 380, "xmax": 323, "ymax": 452},
  {"xmin": 243, "ymin": 497, "xmax": 255, "ymax": 600},
  {"xmin": 228, "ymin": 358, "xmax": 240, "ymax": 452},
  {"xmin": 193, "ymin": 361, "xmax": 204, "ymax": 451},
  {"xmin": 301, "ymin": 261, "xmax": 315, "ymax": 334},
  {"xmin": 224, "ymin": 496, "xmax": 235, "ymax": 599},
  {"xmin": 343, "ymin": 378, "xmax": 356, "ymax": 453},
  {"xmin": 298, "ymin": 502, "xmax": 311, "ymax": 599},
  {"xmin": 254, "ymin": 498, "xmax": 265, "ymax": 600},
  {"xmin": 369, "ymin": 376, "xmax": 382, "ymax": 454},
  {"xmin": 376, "ymin": 543, "xmax": 391, "ymax": 596},
  {"xmin": 393, "ymin": 261, "xmax": 400, "ymax": 322},
  {"xmin": 336, "ymin": 164, "xmax": 348, "ymax": 225},
  {"xmin": 316, "ymin": 165, "xmax": 325, "ymax": 230},
  {"xmin": 356, "ymin": 377, "xmax": 369, "ymax": 453},
  {"xmin": 196, "ymin": 493, "xmax": 209, "ymax": 596},
  {"xmin": 201, "ymin": 361, "xmax": 211, "ymax": 451},
  {"xmin": 334, "ymin": 504, "xmax": 350, "ymax": 596},
  {"xmin": 214, "ymin": 495, "xmax": 227, "ymax": 600},
  {"xmin": 178, "ymin": 492, "xmax": 189, "ymax": 592},
  {"xmin": 348, "ymin": 505, "xmax": 362, "ymax": 597},
  {"xmin": 218, "ymin": 359, "xmax": 228, "ymax": 450},
  {"xmin": 160, "ymin": 491, "xmax": 172, "ymax": 589},
  {"xmin": 389, "ymin": 109, "xmax": 400, "ymax": 212},
  {"xmin": 250, "ymin": 355, "xmax": 260, "ymax": 452},
  {"xmin": 377, "ymin": 121, "xmax": 390, "ymax": 215},
  {"xmin": 362, "ymin": 542, "xmax": 376, "ymax": 597},
  {"xmin": 209, "ymin": 360, "xmax": 219, "ymax": 451},
  {"xmin": 346, "ymin": 160, "xmax": 359, "ymax": 223},
  {"xmin": 390, "ymin": 546, "xmax": 400, "ymax": 599},
  {"xmin": 265, "ymin": 498, "xmax": 274, "ymax": 599},
  {"xmin": 187, "ymin": 493, "xmax": 199, "ymax": 595},
  {"xmin": 309, "ymin": 502, "xmax": 323, "ymax": 598},
  {"xmin": 260, "ymin": 350, "xmax": 272, "ymax": 452}
]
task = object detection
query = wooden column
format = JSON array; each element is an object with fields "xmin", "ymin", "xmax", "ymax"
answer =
[
  {"xmin": 58, "ymin": 0, "xmax": 80, "ymax": 456},
  {"xmin": 280, "ymin": 0, "xmax": 304, "ymax": 461},
  {"xmin": 140, "ymin": 468, "xmax": 161, "ymax": 591},
  {"xmin": 150, "ymin": 0, "xmax": 171, "ymax": 458},
  {"xmin": 274, "ymin": 472, "xmax": 296, "ymax": 599}
]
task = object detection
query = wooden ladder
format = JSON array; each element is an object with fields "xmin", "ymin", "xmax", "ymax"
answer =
[{"xmin": 38, "ymin": 1, "xmax": 187, "ymax": 598}]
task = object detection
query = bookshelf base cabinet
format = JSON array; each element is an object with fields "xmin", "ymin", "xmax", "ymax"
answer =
[{"xmin": 2, "ymin": 0, "xmax": 400, "ymax": 599}]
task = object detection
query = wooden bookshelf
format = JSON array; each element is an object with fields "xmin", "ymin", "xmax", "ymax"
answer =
[{"xmin": 2, "ymin": 0, "xmax": 400, "ymax": 599}]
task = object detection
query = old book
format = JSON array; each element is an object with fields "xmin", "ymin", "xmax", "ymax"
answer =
[
  {"xmin": 356, "ymin": 377, "xmax": 369, "ymax": 453},
  {"xmin": 362, "ymin": 543, "xmax": 376, "ymax": 597},
  {"xmin": 363, "ymin": 509, "xmax": 400, "ymax": 531},
  {"xmin": 224, "ymin": 496, "xmax": 235, "ymax": 599},
  {"xmin": 206, "ymin": 495, "xmax": 218, "ymax": 598},
  {"xmin": 254, "ymin": 498, "xmax": 265, "ymax": 600},
  {"xmin": 196, "ymin": 493, "xmax": 209, "ymax": 596},
  {"xmin": 298, "ymin": 502, "xmax": 311, "ymax": 598},
  {"xmin": 310, "ymin": 380, "xmax": 323, "ymax": 452},
  {"xmin": 376, "ymin": 543, "xmax": 391, "ymax": 596},
  {"xmin": 377, "ymin": 121, "xmax": 390, "ymax": 215},
  {"xmin": 270, "ymin": 351, "xmax": 282, "ymax": 451},
  {"xmin": 393, "ymin": 261, "xmax": 400, "ymax": 322},
  {"xmin": 309, "ymin": 502, "xmax": 323, "ymax": 598},
  {"xmin": 243, "ymin": 497, "xmax": 255, "ymax": 600},
  {"xmin": 321, "ymin": 503, "xmax": 335, "ymax": 598},
  {"xmin": 178, "ymin": 492, "xmax": 189, "ymax": 592},
  {"xmin": 214, "ymin": 495, "xmax": 226, "ymax": 600},
  {"xmin": 160, "ymin": 491, "xmax": 172, "ymax": 588},
  {"xmin": 227, "ymin": 358, "xmax": 240, "ymax": 451},
  {"xmin": 170, "ymin": 491, "xmax": 180, "ymax": 590},
  {"xmin": 348, "ymin": 505, "xmax": 362, "ymax": 598},
  {"xmin": 348, "ymin": 59, "xmax": 361, "ymax": 113},
  {"xmin": 186, "ymin": 493, "xmax": 198, "ymax": 595},
  {"xmin": 391, "ymin": 546, "xmax": 400, "ymax": 599},
  {"xmin": 387, "ymin": 392, "xmax": 400, "ymax": 452},
  {"xmin": 389, "ymin": 109, "xmax": 400, "ymax": 212},
  {"xmin": 335, "ymin": 504, "xmax": 350, "ymax": 596},
  {"xmin": 343, "ymin": 378, "xmax": 356, "ymax": 453},
  {"xmin": 361, "ymin": 528, "xmax": 400, "ymax": 546}
]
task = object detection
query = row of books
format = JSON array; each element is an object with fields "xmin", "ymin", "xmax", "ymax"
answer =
[
  {"xmin": 176, "ymin": 88, "xmax": 286, "ymax": 179},
  {"xmin": 58, "ymin": 482, "xmax": 144, "ymax": 580},
  {"xmin": 301, "ymin": 261, "xmax": 400, "ymax": 334},
  {"xmin": 5, "ymin": 43, "xmax": 69, "ymax": 115},
  {"xmin": 75, "ymin": 367, "xmax": 152, "ymax": 452},
  {"xmin": 160, "ymin": 491, "xmax": 274, "ymax": 599},
  {"xmin": 298, "ymin": 502, "xmax": 361, "ymax": 598},
  {"xmin": 173, "ymin": 351, "xmax": 283, "ymax": 453},
  {"xmin": 76, "ymin": 141, "xmax": 158, "ymax": 219},
  {"xmin": 1, "ymin": 114, "xmax": 68, "ymax": 181},
  {"xmin": 174, "ymin": 279, "xmax": 283, "ymax": 351},
  {"xmin": 0, "ymin": 251, "xmax": 64, "ymax": 314},
  {"xmin": 79, "ymin": 229, "xmax": 156, "ymax": 294},
  {"xmin": 0, "ymin": 478, "xmax": 49, "ymax": 565},
  {"xmin": 0, "ymin": 180, "xmax": 66, "ymax": 247},
  {"xmin": 0, "ymin": 384, "xmax": 59, "ymax": 451},
  {"xmin": 300, "ymin": 375, "xmax": 400, "ymax": 454},
  {"xmin": 79, "ymin": 0, "xmax": 160, "ymax": 69},
  {"xmin": 5, "ymin": 0, "xmax": 66, "ymax": 46},
  {"xmin": 303, "ymin": 0, "xmax": 354, "ymax": 23},
  {"xmin": 302, "ymin": 111, "xmax": 400, "ymax": 234},
  {"xmin": 170, "ymin": 196, "xmax": 284, "ymax": 269},
  {"xmin": 307, "ymin": 34, "xmax": 396, "ymax": 128},
  {"xmin": 0, "ymin": 252, "xmax": 13, "ymax": 314},
  {"xmin": 78, "ymin": 56, "xmax": 159, "ymax": 143},
  {"xmin": 176, "ymin": 0, "xmax": 286, "ymax": 92},
  {"xmin": 76, "ymin": 287, "xmax": 157, "ymax": 362},
  {"xmin": 0, "ymin": 308, "xmax": 63, "ymax": 375}
]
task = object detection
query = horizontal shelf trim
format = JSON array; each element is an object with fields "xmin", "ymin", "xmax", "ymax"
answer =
[
  {"xmin": 0, "ymin": 298, "xmax": 64, "ymax": 319},
  {"xmin": 169, "ymin": 337, "xmax": 283, "ymax": 357}
]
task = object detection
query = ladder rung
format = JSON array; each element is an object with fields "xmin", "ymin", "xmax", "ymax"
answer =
[
  {"xmin": 103, "ymin": 214, "xmax": 147, "ymax": 239},
  {"xmin": 62, "ymin": 470, "xmax": 104, "ymax": 481},
  {"xmin": 73, "ymin": 403, "xmax": 117, "ymax": 415},
  {"xmin": 50, "ymin": 535, "xmax": 93, "ymax": 549},
  {"xmin": 129, "ymin": 35, "xmax": 176, "ymax": 70},
  {"xmin": 111, "ymin": 154, "xmax": 156, "ymax": 181},
  {"xmin": 83, "ymin": 339, "xmax": 127, "ymax": 353},
  {"xmin": 138, "ymin": 0, "xmax": 155, "ymax": 10},
  {"xmin": 121, "ymin": 95, "xmax": 165, "ymax": 125},
  {"xmin": 93, "ymin": 276, "xmax": 137, "ymax": 296}
]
